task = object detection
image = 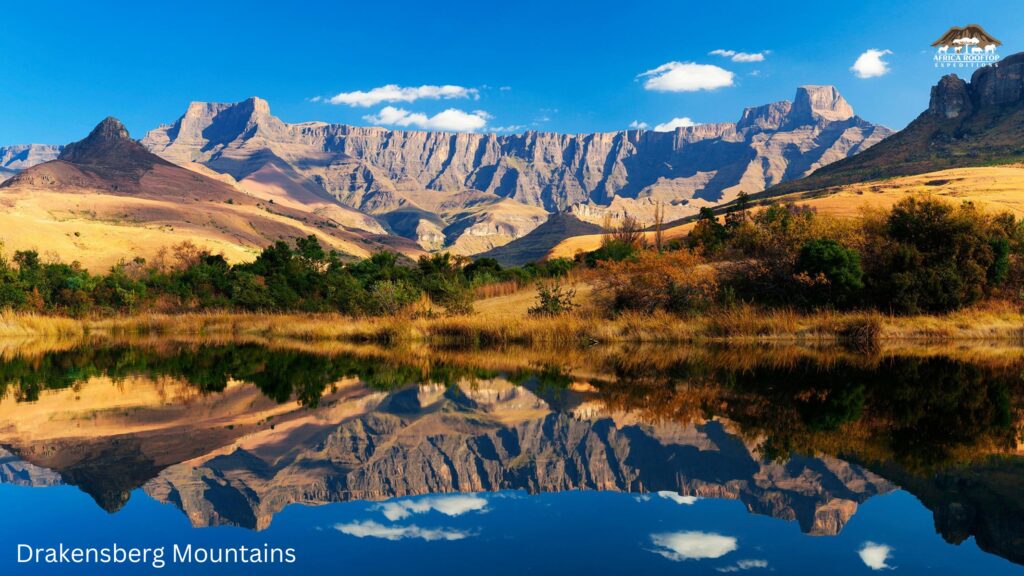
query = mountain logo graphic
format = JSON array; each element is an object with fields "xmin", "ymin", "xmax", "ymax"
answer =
[{"xmin": 932, "ymin": 24, "xmax": 1001, "ymax": 68}]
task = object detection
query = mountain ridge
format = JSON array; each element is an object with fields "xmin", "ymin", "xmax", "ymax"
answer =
[
  {"xmin": 762, "ymin": 52, "xmax": 1024, "ymax": 198},
  {"xmin": 140, "ymin": 88, "xmax": 890, "ymax": 254}
]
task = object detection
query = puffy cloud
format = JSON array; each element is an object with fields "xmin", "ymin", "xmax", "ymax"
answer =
[
  {"xmin": 858, "ymin": 542, "xmax": 894, "ymax": 570},
  {"xmin": 335, "ymin": 520, "xmax": 470, "ymax": 541},
  {"xmin": 851, "ymin": 49, "xmax": 893, "ymax": 79},
  {"xmin": 650, "ymin": 531, "xmax": 738, "ymax": 561},
  {"xmin": 639, "ymin": 62, "xmax": 735, "ymax": 92},
  {"xmin": 377, "ymin": 495, "xmax": 488, "ymax": 521},
  {"xmin": 653, "ymin": 117, "xmax": 699, "ymax": 132},
  {"xmin": 717, "ymin": 559, "xmax": 769, "ymax": 572},
  {"xmin": 710, "ymin": 49, "xmax": 769, "ymax": 63},
  {"xmin": 629, "ymin": 120, "xmax": 649, "ymax": 130},
  {"xmin": 657, "ymin": 491, "xmax": 699, "ymax": 505},
  {"xmin": 329, "ymin": 84, "xmax": 479, "ymax": 107},
  {"xmin": 363, "ymin": 106, "xmax": 489, "ymax": 132}
]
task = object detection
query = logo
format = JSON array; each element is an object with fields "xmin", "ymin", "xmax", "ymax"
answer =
[{"xmin": 932, "ymin": 24, "xmax": 1001, "ymax": 69}]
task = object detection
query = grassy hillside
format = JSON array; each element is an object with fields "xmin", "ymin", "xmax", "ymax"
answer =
[
  {"xmin": 761, "ymin": 102, "xmax": 1024, "ymax": 199},
  {"xmin": 547, "ymin": 165, "xmax": 1024, "ymax": 260},
  {"xmin": 480, "ymin": 213, "xmax": 603, "ymax": 266}
]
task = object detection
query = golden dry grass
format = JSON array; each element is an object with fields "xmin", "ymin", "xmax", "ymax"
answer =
[
  {"xmin": 547, "ymin": 165, "xmax": 1024, "ymax": 260},
  {"xmin": 2, "ymin": 297, "xmax": 1021, "ymax": 347}
]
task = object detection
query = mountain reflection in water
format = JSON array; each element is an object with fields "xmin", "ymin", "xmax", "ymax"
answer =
[{"xmin": 0, "ymin": 340, "xmax": 1021, "ymax": 569}]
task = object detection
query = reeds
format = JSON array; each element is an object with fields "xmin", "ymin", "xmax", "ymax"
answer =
[{"xmin": 1, "ymin": 301, "xmax": 1022, "ymax": 346}]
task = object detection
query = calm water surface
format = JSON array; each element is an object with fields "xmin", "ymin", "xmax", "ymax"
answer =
[{"xmin": 0, "ymin": 341, "xmax": 1021, "ymax": 575}]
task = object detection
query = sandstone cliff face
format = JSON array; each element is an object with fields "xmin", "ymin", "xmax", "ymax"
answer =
[
  {"xmin": 0, "ymin": 144, "xmax": 62, "ymax": 182},
  {"xmin": 141, "ymin": 89, "xmax": 889, "ymax": 252}
]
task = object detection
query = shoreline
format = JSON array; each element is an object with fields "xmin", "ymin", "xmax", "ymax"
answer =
[{"xmin": 2, "ymin": 305, "xmax": 1022, "ymax": 345}]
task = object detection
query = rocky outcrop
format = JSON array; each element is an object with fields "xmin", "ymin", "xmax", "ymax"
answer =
[
  {"xmin": 928, "ymin": 75, "xmax": 974, "ymax": 119},
  {"xmin": 926, "ymin": 53, "xmax": 1024, "ymax": 119},
  {"xmin": 142, "ymin": 90, "xmax": 889, "ymax": 253},
  {"xmin": 970, "ymin": 53, "xmax": 1024, "ymax": 109},
  {"xmin": 789, "ymin": 85, "xmax": 855, "ymax": 123}
]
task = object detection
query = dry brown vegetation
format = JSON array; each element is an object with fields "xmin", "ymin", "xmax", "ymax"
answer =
[{"xmin": 2, "ymin": 298, "xmax": 1022, "ymax": 347}]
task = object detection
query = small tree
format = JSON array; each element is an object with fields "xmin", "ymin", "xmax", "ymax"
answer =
[
  {"xmin": 528, "ymin": 282, "xmax": 579, "ymax": 316},
  {"xmin": 795, "ymin": 239, "xmax": 865, "ymax": 308}
]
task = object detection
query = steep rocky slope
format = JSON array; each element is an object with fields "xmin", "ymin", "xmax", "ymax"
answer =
[
  {"xmin": 765, "ymin": 52, "xmax": 1024, "ymax": 197},
  {"xmin": 0, "ymin": 118, "xmax": 419, "ymax": 269},
  {"xmin": 141, "ymin": 88, "xmax": 889, "ymax": 254}
]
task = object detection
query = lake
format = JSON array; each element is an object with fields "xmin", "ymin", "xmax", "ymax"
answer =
[{"xmin": 0, "ymin": 338, "xmax": 1021, "ymax": 575}]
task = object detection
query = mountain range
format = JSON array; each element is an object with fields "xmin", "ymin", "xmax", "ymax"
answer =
[{"xmin": 0, "ymin": 85, "xmax": 890, "ymax": 266}]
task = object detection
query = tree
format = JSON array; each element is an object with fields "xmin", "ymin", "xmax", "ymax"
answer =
[
  {"xmin": 686, "ymin": 208, "xmax": 728, "ymax": 254},
  {"xmin": 868, "ymin": 197, "xmax": 1007, "ymax": 313},
  {"xmin": 528, "ymin": 282, "xmax": 578, "ymax": 316},
  {"xmin": 795, "ymin": 239, "xmax": 864, "ymax": 308}
]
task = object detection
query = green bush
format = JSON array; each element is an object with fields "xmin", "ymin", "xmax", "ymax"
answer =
[
  {"xmin": 870, "ymin": 198, "xmax": 1002, "ymax": 313},
  {"xmin": 795, "ymin": 239, "xmax": 864, "ymax": 308}
]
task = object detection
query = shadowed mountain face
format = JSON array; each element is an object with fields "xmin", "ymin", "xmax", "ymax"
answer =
[
  {"xmin": 480, "ymin": 212, "xmax": 604, "ymax": 266},
  {"xmin": 765, "ymin": 52, "xmax": 1024, "ymax": 197},
  {"xmin": 138, "ymin": 88, "xmax": 889, "ymax": 253}
]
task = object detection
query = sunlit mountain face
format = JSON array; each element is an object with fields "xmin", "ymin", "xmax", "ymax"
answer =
[{"xmin": 0, "ymin": 340, "xmax": 1021, "ymax": 574}]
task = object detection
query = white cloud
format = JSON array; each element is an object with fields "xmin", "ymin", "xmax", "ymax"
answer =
[
  {"xmin": 851, "ymin": 49, "xmax": 893, "ymax": 79},
  {"xmin": 363, "ymin": 106, "xmax": 489, "ymax": 132},
  {"xmin": 657, "ymin": 491, "xmax": 699, "ymax": 505},
  {"xmin": 650, "ymin": 531, "xmax": 738, "ymax": 561},
  {"xmin": 377, "ymin": 495, "xmax": 488, "ymax": 521},
  {"xmin": 710, "ymin": 49, "xmax": 769, "ymax": 63},
  {"xmin": 653, "ymin": 117, "xmax": 699, "ymax": 132},
  {"xmin": 629, "ymin": 120, "xmax": 649, "ymax": 130},
  {"xmin": 717, "ymin": 559, "xmax": 769, "ymax": 572},
  {"xmin": 639, "ymin": 62, "xmax": 735, "ymax": 92},
  {"xmin": 328, "ymin": 84, "xmax": 479, "ymax": 107},
  {"xmin": 858, "ymin": 542, "xmax": 894, "ymax": 570},
  {"xmin": 490, "ymin": 125, "xmax": 527, "ymax": 133},
  {"xmin": 334, "ymin": 520, "xmax": 470, "ymax": 541}
]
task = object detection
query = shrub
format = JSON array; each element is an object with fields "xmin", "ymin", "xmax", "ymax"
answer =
[
  {"xmin": 367, "ymin": 279, "xmax": 421, "ymax": 315},
  {"xmin": 528, "ymin": 282, "xmax": 579, "ymax": 316},
  {"xmin": 794, "ymin": 239, "xmax": 864, "ymax": 308},
  {"xmin": 594, "ymin": 250, "xmax": 717, "ymax": 314},
  {"xmin": 867, "ymin": 197, "xmax": 1005, "ymax": 313}
]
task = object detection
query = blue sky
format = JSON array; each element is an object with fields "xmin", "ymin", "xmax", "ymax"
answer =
[{"xmin": 0, "ymin": 0, "xmax": 1021, "ymax": 144}]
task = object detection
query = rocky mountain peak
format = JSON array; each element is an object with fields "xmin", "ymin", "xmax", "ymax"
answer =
[
  {"xmin": 968, "ymin": 52, "xmax": 1024, "ymax": 109},
  {"xmin": 789, "ymin": 85, "xmax": 855, "ymax": 124},
  {"xmin": 928, "ymin": 74, "xmax": 973, "ymax": 119},
  {"xmin": 58, "ymin": 117, "xmax": 136, "ymax": 164},
  {"xmin": 737, "ymin": 100, "xmax": 793, "ymax": 131},
  {"xmin": 926, "ymin": 53, "xmax": 1024, "ymax": 120},
  {"xmin": 57, "ymin": 116, "xmax": 168, "ymax": 171}
]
